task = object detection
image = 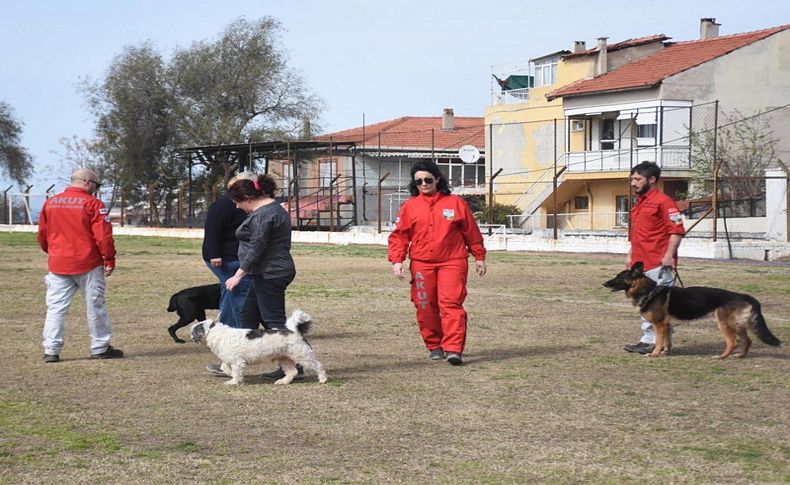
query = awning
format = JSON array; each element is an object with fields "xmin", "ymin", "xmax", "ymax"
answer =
[{"xmin": 493, "ymin": 74, "xmax": 534, "ymax": 91}]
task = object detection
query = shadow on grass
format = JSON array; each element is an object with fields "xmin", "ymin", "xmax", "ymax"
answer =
[{"xmin": 670, "ymin": 342, "xmax": 788, "ymax": 360}]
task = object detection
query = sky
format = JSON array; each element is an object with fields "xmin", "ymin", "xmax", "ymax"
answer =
[{"xmin": 2, "ymin": 0, "xmax": 789, "ymax": 192}]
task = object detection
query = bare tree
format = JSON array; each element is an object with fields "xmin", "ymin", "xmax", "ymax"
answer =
[{"xmin": 689, "ymin": 109, "xmax": 778, "ymax": 201}]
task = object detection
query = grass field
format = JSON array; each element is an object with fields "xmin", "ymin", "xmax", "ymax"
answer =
[{"xmin": 1, "ymin": 232, "xmax": 788, "ymax": 484}]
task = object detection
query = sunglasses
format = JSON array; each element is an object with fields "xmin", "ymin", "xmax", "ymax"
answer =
[
  {"xmin": 84, "ymin": 178, "xmax": 102, "ymax": 188},
  {"xmin": 414, "ymin": 177, "xmax": 435, "ymax": 185}
]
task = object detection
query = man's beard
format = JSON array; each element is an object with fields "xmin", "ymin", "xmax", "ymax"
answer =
[{"xmin": 633, "ymin": 184, "xmax": 649, "ymax": 195}]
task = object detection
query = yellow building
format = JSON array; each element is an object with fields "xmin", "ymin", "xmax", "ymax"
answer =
[
  {"xmin": 488, "ymin": 20, "xmax": 790, "ymax": 233},
  {"xmin": 486, "ymin": 35, "xmax": 667, "ymax": 230}
]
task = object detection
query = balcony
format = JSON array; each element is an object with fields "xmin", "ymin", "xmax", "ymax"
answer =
[
  {"xmin": 565, "ymin": 146, "xmax": 691, "ymax": 173},
  {"xmin": 491, "ymin": 87, "xmax": 530, "ymax": 105}
]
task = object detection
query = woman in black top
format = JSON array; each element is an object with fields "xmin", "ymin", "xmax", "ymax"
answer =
[
  {"xmin": 202, "ymin": 194, "xmax": 250, "ymax": 327},
  {"xmin": 225, "ymin": 174, "xmax": 296, "ymax": 330}
]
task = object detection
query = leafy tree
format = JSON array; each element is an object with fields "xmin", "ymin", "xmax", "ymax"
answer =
[
  {"xmin": 170, "ymin": 17, "xmax": 323, "ymax": 190},
  {"xmin": 0, "ymin": 101, "xmax": 33, "ymax": 184},
  {"xmin": 82, "ymin": 44, "xmax": 175, "ymax": 224},
  {"xmin": 81, "ymin": 17, "xmax": 323, "ymax": 223},
  {"xmin": 689, "ymin": 109, "xmax": 778, "ymax": 201}
]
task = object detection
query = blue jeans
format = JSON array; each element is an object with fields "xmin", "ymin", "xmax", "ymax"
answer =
[
  {"xmin": 240, "ymin": 274, "xmax": 295, "ymax": 330},
  {"xmin": 205, "ymin": 260, "xmax": 252, "ymax": 328}
]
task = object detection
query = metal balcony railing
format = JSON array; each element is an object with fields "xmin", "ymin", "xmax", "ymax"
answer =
[{"xmin": 565, "ymin": 146, "xmax": 692, "ymax": 173}]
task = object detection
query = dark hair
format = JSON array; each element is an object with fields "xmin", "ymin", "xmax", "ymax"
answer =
[
  {"xmin": 630, "ymin": 161, "xmax": 661, "ymax": 181},
  {"xmin": 408, "ymin": 160, "xmax": 451, "ymax": 196},
  {"xmin": 227, "ymin": 174, "xmax": 278, "ymax": 201}
]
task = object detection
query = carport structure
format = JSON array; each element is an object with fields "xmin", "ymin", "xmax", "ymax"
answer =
[{"xmin": 174, "ymin": 139, "xmax": 358, "ymax": 231}]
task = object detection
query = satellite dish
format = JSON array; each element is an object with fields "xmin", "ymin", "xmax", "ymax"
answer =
[{"xmin": 458, "ymin": 145, "xmax": 481, "ymax": 164}]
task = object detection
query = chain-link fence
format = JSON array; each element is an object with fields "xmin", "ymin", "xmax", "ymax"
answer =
[{"xmin": 4, "ymin": 102, "xmax": 788, "ymax": 247}]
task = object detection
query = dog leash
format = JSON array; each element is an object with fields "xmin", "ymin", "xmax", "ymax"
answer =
[{"xmin": 658, "ymin": 266, "xmax": 684, "ymax": 288}]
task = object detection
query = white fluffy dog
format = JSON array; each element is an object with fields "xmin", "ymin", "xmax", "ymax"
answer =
[{"xmin": 190, "ymin": 309, "xmax": 328, "ymax": 385}]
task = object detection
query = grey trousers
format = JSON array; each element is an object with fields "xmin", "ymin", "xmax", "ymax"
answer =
[
  {"xmin": 639, "ymin": 265, "xmax": 675, "ymax": 344},
  {"xmin": 42, "ymin": 266, "xmax": 112, "ymax": 355}
]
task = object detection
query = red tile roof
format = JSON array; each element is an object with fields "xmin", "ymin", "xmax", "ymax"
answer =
[
  {"xmin": 562, "ymin": 34, "xmax": 669, "ymax": 59},
  {"xmin": 547, "ymin": 25, "xmax": 790, "ymax": 100},
  {"xmin": 316, "ymin": 116, "xmax": 485, "ymax": 151}
]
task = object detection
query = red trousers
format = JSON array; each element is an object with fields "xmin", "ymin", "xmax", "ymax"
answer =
[{"xmin": 410, "ymin": 259, "xmax": 468, "ymax": 354}]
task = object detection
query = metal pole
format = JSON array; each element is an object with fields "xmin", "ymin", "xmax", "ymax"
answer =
[
  {"xmin": 350, "ymin": 149, "xmax": 358, "ymax": 226},
  {"xmin": 120, "ymin": 188, "xmax": 125, "ymax": 227},
  {"xmin": 777, "ymin": 159, "xmax": 790, "ymax": 242},
  {"xmin": 3, "ymin": 185, "xmax": 12, "ymax": 224},
  {"xmin": 712, "ymin": 100, "xmax": 719, "ymax": 242},
  {"xmin": 553, "ymin": 119, "xmax": 558, "ymax": 240},
  {"xmin": 488, "ymin": 122, "xmax": 494, "ymax": 223},
  {"xmin": 431, "ymin": 129, "xmax": 435, "ymax": 162},
  {"xmin": 328, "ymin": 136, "xmax": 334, "ymax": 232},
  {"xmin": 23, "ymin": 185, "xmax": 33, "ymax": 224},
  {"xmin": 712, "ymin": 159, "xmax": 722, "ymax": 243},
  {"xmin": 488, "ymin": 168, "xmax": 503, "ymax": 235},
  {"xmin": 377, "ymin": 172, "xmax": 390, "ymax": 234}
]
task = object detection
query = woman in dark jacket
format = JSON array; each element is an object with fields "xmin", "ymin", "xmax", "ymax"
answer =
[
  {"xmin": 202, "ymin": 193, "xmax": 250, "ymax": 327},
  {"xmin": 225, "ymin": 174, "xmax": 296, "ymax": 331}
]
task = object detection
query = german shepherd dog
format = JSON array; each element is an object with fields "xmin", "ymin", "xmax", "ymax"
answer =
[
  {"xmin": 167, "ymin": 284, "xmax": 221, "ymax": 343},
  {"xmin": 604, "ymin": 262, "xmax": 781, "ymax": 358}
]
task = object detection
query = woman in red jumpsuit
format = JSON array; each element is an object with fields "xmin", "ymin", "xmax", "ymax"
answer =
[{"xmin": 388, "ymin": 160, "xmax": 487, "ymax": 365}]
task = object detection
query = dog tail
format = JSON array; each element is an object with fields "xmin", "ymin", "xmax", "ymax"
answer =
[
  {"xmin": 745, "ymin": 297, "xmax": 781, "ymax": 346},
  {"xmin": 167, "ymin": 293, "xmax": 178, "ymax": 312},
  {"xmin": 286, "ymin": 309, "xmax": 313, "ymax": 335}
]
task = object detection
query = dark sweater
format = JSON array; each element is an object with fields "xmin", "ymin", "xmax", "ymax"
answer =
[
  {"xmin": 202, "ymin": 197, "xmax": 247, "ymax": 262},
  {"xmin": 235, "ymin": 202, "xmax": 295, "ymax": 279}
]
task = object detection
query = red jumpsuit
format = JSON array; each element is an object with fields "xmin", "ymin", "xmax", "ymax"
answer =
[{"xmin": 388, "ymin": 192, "xmax": 486, "ymax": 354}]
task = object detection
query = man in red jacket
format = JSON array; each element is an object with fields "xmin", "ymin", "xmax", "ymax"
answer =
[
  {"xmin": 37, "ymin": 168, "xmax": 123, "ymax": 362},
  {"xmin": 623, "ymin": 161, "xmax": 685, "ymax": 354},
  {"xmin": 388, "ymin": 161, "xmax": 486, "ymax": 366}
]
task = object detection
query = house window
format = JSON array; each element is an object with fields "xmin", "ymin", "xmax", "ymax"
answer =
[
  {"xmin": 571, "ymin": 120, "xmax": 585, "ymax": 132},
  {"xmin": 601, "ymin": 118, "xmax": 615, "ymax": 150},
  {"xmin": 437, "ymin": 158, "xmax": 485, "ymax": 187},
  {"xmin": 534, "ymin": 57, "xmax": 558, "ymax": 87},
  {"xmin": 279, "ymin": 162, "xmax": 293, "ymax": 196},
  {"xmin": 574, "ymin": 196, "xmax": 589, "ymax": 210},
  {"xmin": 615, "ymin": 195, "xmax": 634, "ymax": 228},
  {"xmin": 319, "ymin": 159, "xmax": 336, "ymax": 188}
]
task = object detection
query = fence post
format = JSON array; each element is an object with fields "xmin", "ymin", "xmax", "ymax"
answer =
[
  {"xmin": 711, "ymin": 101, "xmax": 720, "ymax": 242},
  {"xmin": 120, "ymin": 187, "xmax": 125, "ymax": 227},
  {"xmin": 23, "ymin": 185, "xmax": 33, "ymax": 224},
  {"xmin": 148, "ymin": 181, "xmax": 159, "ymax": 227},
  {"xmin": 712, "ymin": 159, "xmax": 722, "ymax": 242},
  {"xmin": 377, "ymin": 172, "xmax": 390, "ymax": 234},
  {"xmin": 177, "ymin": 180, "xmax": 189, "ymax": 227},
  {"xmin": 488, "ymin": 168, "xmax": 503, "ymax": 235},
  {"xmin": 328, "ymin": 137, "xmax": 334, "ymax": 233},
  {"xmin": 777, "ymin": 159, "xmax": 790, "ymax": 242},
  {"xmin": 2, "ymin": 185, "xmax": 11, "ymax": 224}
]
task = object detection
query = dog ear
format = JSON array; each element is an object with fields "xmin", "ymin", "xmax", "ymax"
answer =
[{"xmin": 631, "ymin": 261, "xmax": 644, "ymax": 273}]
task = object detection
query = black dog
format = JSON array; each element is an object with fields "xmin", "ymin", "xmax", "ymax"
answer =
[
  {"xmin": 604, "ymin": 262, "xmax": 781, "ymax": 358},
  {"xmin": 167, "ymin": 284, "xmax": 221, "ymax": 343}
]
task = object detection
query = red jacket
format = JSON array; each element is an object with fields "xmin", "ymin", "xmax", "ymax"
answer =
[
  {"xmin": 388, "ymin": 192, "xmax": 486, "ymax": 264},
  {"xmin": 37, "ymin": 186, "xmax": 116, "ymax": 274},
  {"xmin": 630, "ymin": 188, "xmax": 685, "ymax": 271}
]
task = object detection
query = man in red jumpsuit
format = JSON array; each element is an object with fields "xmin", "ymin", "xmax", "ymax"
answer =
[
  {"xmin": 37, "ymin": 168, "xmax": 123, "ymax": 362},
  {"xmin": 388, "ymin": 161, "xmax": 486, "ymax": 366},
  {"xmin": 624, "ymin": 161, "xmax": 685, "ymax": 354}
]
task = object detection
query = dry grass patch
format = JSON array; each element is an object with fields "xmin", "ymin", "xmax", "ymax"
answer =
[{"xmin": 0, "ymin": 233, "xmax": 788, "ymax": 483}]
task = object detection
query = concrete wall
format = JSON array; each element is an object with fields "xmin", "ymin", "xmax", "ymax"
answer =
[{"xmin": 7, "ymin": 223, "xmax": 789, "ymax": 261}]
